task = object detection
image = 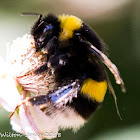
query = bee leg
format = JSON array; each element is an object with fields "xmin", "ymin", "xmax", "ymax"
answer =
[
  {"xmin": 34, "ymin": 36, "xmax": 58, "ymax": 74},
  {"xmin": 45, "ymin": 36, "xmax": 58, "ymax": 56},
  {"xmin": 9, "ymin": 97, "xmax": 30, "ymax": 118},
  {"xmin": 29, "ymin": 95, "xmax": 50, "ymax": 106},
  {"xmin": 48, "ymin": 53, "xmax": 69, "ymax": 68},
  {"xmin": 9, "ymin": 95, "xmax": 51, "ymax": 118},
  {"xmin": 9, "ymin": 81, "xmax": 79, "ymax": 118},
  {"xmin": 34, "ymin": 63, "xmax": 48, "ymax": 74}
]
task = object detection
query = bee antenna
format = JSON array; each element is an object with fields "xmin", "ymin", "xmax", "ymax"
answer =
[{"xmin": 21, "ymin": 12, "xmax": 42, "ymax": 20}]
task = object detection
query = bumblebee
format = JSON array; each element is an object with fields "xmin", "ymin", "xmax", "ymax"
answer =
[{"xmin": 11, "ymin": 13, "xmax": 125, "ymax": 131}]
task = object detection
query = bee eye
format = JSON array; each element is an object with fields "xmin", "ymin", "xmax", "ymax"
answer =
[
  {"xmin": 38, "ymin": 24, "xmax": 54, "ymax": 41},
  {"xmin": 43, "ymin": 24, "xmax": 54, "ymax": 33}
]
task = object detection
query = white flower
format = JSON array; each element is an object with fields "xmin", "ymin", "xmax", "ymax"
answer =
[{"xmin": 0, "ymin": 35, "xmax": 59, "ymax": 140}]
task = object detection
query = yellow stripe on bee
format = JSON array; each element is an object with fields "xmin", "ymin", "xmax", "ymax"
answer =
[
  {"xmin": 58, "ymin": 14, "xmax": 82, "ymax": 40},
  {"xmin": 81, "ymin": 78, "xmax": 107, "ymax": 102}
]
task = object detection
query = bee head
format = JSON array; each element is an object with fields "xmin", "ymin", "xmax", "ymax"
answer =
[{"xmin": 31, "ymin": 14, "xmax": 60, "ymax": 52}]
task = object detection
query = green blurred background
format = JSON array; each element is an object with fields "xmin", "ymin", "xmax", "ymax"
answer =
[{"xmin": 0, "ymin": 0, "xmax": 140, "ymax": 139}]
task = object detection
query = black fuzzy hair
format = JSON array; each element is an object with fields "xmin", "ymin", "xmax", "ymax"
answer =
[{"xmin": 77, "ymin": 23, "xmax": 104, "ymax": 51}]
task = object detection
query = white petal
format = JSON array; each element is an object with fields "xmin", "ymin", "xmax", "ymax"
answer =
[
  {"xmin": 0, "ymin": 77, "xmax": 21, "ymax": 112},
  {"xmin": 10, "ymin": 114, "xmax": 24, "ymax": 134},
  {"xmin": 29, "ymin": 106, "xmax": 59, "ymax": 139},
  {"xmin": 19, "ymin": 105, "xmax": 42, "ymax": 140}
]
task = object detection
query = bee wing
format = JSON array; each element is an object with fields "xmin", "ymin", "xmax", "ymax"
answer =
[{"xmin": 78, "ymin": 37, "xmax": 126, "ymax": 93}]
